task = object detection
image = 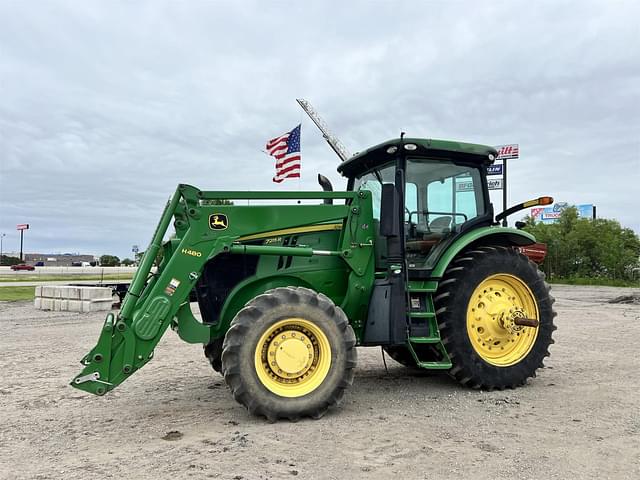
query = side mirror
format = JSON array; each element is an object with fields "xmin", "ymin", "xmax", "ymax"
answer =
[{"xmin": 379, "ymin": 183, "xmax": 399, "ymax": 237}]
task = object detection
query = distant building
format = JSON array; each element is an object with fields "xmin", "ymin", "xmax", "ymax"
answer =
[{"xmin": 24, "ymin": 253, "xmax": 97, "ymax": 266}]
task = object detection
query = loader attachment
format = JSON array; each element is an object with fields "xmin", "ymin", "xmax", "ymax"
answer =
[
  {"xmin": 71, "ymin": 184, "xmax": 370, "ymax": 395},
  {"xmin": 70, "ymin": 187, "xmax": 189, "ymax": 395}
]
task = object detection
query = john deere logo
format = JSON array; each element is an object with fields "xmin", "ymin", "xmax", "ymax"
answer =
[{"xmin": 209, "ymin": 213, "xmax": 229, "ymax": 230}]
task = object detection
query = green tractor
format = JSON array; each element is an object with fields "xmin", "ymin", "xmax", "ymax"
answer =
[{"xmin": 72, "ymin": 136, "xmax": 556, "ymax": 421}]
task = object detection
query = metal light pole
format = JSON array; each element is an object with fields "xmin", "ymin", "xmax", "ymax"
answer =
[
  {"xmin": 0, "ymin": 233, "xmax": 5, "ymax": 266},
  {"xmin": 501, "ymin": 159, "xmax": 508, "ymax": 227},
  {"xmin": 16, "ymin": 224, "xmax": 29, "ymax": 262}
]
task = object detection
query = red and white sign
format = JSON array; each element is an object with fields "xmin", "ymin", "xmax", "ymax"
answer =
[
  {"xmin": 495, "ymin": 144, "xmax": 519, "ymax": 160},
  {"xmin": 16, "ymin": 224, "xmax": 29, "ymax": 231}
]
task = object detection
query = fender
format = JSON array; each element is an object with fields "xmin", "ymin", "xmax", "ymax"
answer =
[
  {"xmin": 430, "ymin": 226, "xmax": 535, "ymax": 279},
  {"xmin": 213, "ymin": 274, "xmax": 315, "ymax": 337}
]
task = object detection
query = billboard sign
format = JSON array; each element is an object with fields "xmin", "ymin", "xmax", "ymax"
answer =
[
  {"xmin": 531, "ymin": 203, "xmax": 594, "ymax": 224},
  {"xmin": 16, "ymin": 224, "xmax": 29, "ymax": 231},
  {"xmin": 486, "ymin": 164, "xmax": 503, "ymax": 176},
  {"xmin": 495, "ymin": 144, "xmax": 519, "ymax": 160},
  {"xmin": 456, "ymin": 177, "xmax": 502, "ymax": 192},
  {"xmin": 488, "ymin": 178, "xmax": 503, "ymax": 190}
]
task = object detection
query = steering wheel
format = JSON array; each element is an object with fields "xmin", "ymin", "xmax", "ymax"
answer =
[{"xmin": 404, "ymin": 208, "xmax": 420, "ymax": 238}]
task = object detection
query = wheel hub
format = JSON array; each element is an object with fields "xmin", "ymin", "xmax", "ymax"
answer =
[
  {"xmin": 466, "ymin": 274, "xmax": 539, "ymax": 367},
  {"xmin": 500, "ymin": 309, "xmax": 526, "ymax": 334},
  {"xmin": 269, "ymin": 330, "xmax": 314, "ymax": 378},
  {"xmin": 254, "ymin": 318, "xmax": 332, "ymax": 398}
]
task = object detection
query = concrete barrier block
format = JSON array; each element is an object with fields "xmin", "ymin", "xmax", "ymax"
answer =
[
  {"xmin": 41, "ymin": 286, "xmax": 58, "ymax": 299},
  {"xmin": 54, "ymin": 299, "xmax": 69, "ymax": 311},
  {"xmin": 39, "ymin": 298, "xmax": 55, "ymax": 310},
  {"xmin": 67, "ymin": 300, "xmax": 84, "ymax": 312},
  {"xmin": 59, "ymin": 286, "xmax": 82, "ymax": 300},
  {"xmin": 80, "ymin": 287, "xmax": 113, "ymax": 301},
  {"xmin": 34, "ymin": 286, "xmax": 114, "ymax": 312},
  {"xmin": 84, "ymin": 299, "xmax": 113, "ymax": 312}
]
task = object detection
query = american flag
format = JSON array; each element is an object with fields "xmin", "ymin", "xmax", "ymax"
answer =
[{"xmin": 266, "ymin": 124, "xmax": 301, "ymax": 183}]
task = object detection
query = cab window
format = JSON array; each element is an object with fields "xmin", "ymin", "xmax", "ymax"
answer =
[
  {"xmin": 404, "ymin": 159, "xmax": 486, "ymax": 265},
  {"xmin": 407, "ymin": 160, "xmax": 485, "ymax": 233}
]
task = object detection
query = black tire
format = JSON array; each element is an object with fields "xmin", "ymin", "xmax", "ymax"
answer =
[
  {"xmin": 204, "ymin": 338, "xmax": 224, "ymax": 373},
  {"xmin": 434, "ymin": 246, "xmax": 556, "ymax": 390},
  {"xmin": 221, "ymin": 287, "xmax": 357, "ymax": 421}
]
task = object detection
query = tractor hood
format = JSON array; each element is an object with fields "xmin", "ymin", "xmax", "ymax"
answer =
[{"xmin": 337, "ymin": 138, "xmax": 498, "ymax": 178}]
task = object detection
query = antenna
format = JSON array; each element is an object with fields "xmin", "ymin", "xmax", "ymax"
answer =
[{"xmin": 296, "ymin": 99, "xmax": 352, "ymax": 163}]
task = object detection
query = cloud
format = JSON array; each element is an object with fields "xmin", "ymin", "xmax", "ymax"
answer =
[{"xmin": 1, "ymin": 0, "xmax": 638, "ymax": 257}]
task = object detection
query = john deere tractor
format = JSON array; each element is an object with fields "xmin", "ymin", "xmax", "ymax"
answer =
[{"xmin": 72, "ymin": 137, "xmax": 556, "ymax": 421}]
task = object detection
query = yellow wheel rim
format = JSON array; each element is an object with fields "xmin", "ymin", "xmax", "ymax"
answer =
[
  {"xmin": 466, "ymin": 274, "xmax": 539, "ymax": 367},
  {"xmin": 254, "ymin": 318, "xmax": 332, "ymax": 398}
]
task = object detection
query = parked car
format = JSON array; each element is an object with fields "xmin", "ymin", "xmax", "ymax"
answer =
[
  {"xmin": 35, "ymin": 261, "xmax": 45, "ymax": 267},
  {"xmin": 11, "ymin": 264, "xmax": 35, "ymax": 271}
]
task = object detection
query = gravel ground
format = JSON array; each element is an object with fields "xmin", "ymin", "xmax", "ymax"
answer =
[{"xmin": 0, "ymin": 284, "xmax": 639, "ymax": 480}]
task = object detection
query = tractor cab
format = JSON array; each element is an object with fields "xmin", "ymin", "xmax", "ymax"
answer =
[{"xmin": 339, "ymin": 138, "xmax": 497, "ymax": 275}]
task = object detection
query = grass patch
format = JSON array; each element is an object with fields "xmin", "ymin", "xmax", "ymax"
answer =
[
  {"xmin": 0, "ymin": 286, "xmax": 36, "ymax": 301},
  {"xmin": 549, "ymin": 277, "xmax": 640, "ymax": 288},
  {"xmin": 0, "ymin": 274, "xmax": 133, "ymax": 283}
]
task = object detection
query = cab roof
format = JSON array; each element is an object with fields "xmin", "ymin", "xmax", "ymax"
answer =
[{"xmin": 337, "ymin": 138, "xmax": 498, "ymax": 177}]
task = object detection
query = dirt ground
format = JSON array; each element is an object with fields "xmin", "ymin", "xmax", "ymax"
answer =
[{"xmin": 1, "ymin": 285, "xmax": 639, "ymax": 480}]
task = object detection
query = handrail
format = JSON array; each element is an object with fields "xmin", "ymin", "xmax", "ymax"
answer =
[{"xmin": 196, "ymin": 191, "xmax": 358, "ymax": 200}]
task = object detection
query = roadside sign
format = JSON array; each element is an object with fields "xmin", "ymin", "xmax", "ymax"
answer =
[
  {"xmin": 531, "ymin": 203, "xmax": 595, "ymax": 224},
  {"xmin": 488, "ymin": 178, "xmax": 503, "ymax": 190},
  {"xmin": 495, "ymin": 144, "xmax": 519, "ymax": 160},
  {"xmin": 486, "ymin": 165, "xmax": 503, "ymax": 176},
  {"xmin": 16, "ymin": 224, "xmax": 29, "ymax": 230}
]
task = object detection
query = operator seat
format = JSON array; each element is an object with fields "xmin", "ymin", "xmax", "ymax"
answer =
[{"xmin": 406, "ymin": 215, "xmax": 452, "ymax": 255}]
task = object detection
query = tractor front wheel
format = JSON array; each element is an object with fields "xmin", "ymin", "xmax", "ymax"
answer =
[
  {"xmin": 435, "ymin": 246, "xmax": 556, "ymax": 390},
  {"xmin": 221, "ymin": 287, "xmax": 357, "ymax": 421}
]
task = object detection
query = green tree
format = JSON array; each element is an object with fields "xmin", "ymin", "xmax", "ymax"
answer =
[
  {"xmin": 523, "ymin": 208, "xmax": 640, "ymax": 281},
  {"xmin": 0, "ymin": 255, "xmax": 22, "ymax": 266},
  {"xmin": 121, "ymin": 258, "xmax": 134, "ymax": 266},
  {"xmin": 100, "ymin": 255, "xmax": 121, "ymax": 267}
]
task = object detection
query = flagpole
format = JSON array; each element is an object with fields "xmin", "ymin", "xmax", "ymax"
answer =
[{"xmin": 297, "ymin": 121, "xmax": 302, "ymax": 193}]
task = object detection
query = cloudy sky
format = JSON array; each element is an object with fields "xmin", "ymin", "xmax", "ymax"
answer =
[{"xmin": 1, "ymin": 0, "xmax": 638, "ymax": 259}]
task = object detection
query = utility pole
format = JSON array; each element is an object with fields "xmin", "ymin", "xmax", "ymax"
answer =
[
  {"xmin": 0, "ymin": 233, "xmax": 5, "ymax": 265},
  {"xmin": 16, "ymin": 224, "xmax": 29, "ymax": 262}
]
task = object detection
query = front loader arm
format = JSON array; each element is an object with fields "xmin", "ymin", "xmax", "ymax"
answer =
[
  {"xmin": 71, "ymin": 185, "xmax": 370, "ymax": 396},
  {"xmin": 71, "ymin": 186, "xmax": 229, "ymax": 395}
]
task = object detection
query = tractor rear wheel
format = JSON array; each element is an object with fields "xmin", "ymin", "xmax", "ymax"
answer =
[
  {"xmin": 434, "ymin": 246, "xmax": 556, "ymax": 390},
  {"xmin": 221, "ymin": 287, "xmax": 357, "ymax": 421}
]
